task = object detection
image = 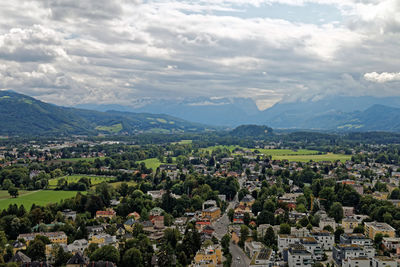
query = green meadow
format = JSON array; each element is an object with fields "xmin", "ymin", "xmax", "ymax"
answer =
[
  {"xmin": 48, "ymin": 175, "xmax": 116, "ymax": 188},
  {"xmin": 0, "ymin": 190, "xmax": 79, "ymax": 210}
]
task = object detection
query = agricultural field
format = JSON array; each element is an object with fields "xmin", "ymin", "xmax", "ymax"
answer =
[
  {"xmin": 272, "ymin": 153, "xmax": 351, "ymax": 162},
  {"xmin": 57, "ymin": 157, "xmax": 105, "ymax": 162},
  {"xmin": 0, "ymin": 190, "xmax": 79, "ymax": 210},
  {"xmin": 253, "ymin": 149, "xmax": 320, "ymax": 156},
  {"xmin": 108, "ymin": 181, "xmax": 137, "ymax": 188},
  {"xmin": 48, "ymin": 175, "xmax": 116, "ymax": 188}
]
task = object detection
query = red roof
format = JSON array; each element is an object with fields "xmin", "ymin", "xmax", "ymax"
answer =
[{"xmin": 96, "ymin": 210, "xmax": 116, "ymax": 216}]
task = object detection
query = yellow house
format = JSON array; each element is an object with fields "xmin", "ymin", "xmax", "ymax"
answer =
[
  {"xmin": 17, "ymin": 232, "xmax": 67, "ymax": 245},
  {"xmin": 193, "ymin": 245, "xmax": 222, "ymax": 266},
  {"xmin": 342, "ymin": 217, "xmax": 359, "ymax": 232},
  {"xmin": 372, "ymin": 192, "xmax": 389, "ymax": 201},
  {"xmin": 89, "ymin": 233, "xmax": 118, "ymax": 248},
  {"xmin": 202, "ymin": 207, "xmax": 221, "ymax": 221},
  {"xmin": 364, "ymin": 221, "xmax": 395, "ymax": 239},
  {"xmin": 240, "ymin": 194, "xmax": 255, "ymax": 207}
]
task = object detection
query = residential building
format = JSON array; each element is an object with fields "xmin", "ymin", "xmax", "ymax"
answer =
[
  {"xmin": 245, "ymin": 241, "xmax": 264, "ymax": 258},
  {"xmin": 343, "ymin": 207, "xmax": 355, "ymax": 217},
  {"xmin": 67, "ymin": 239, "xmax": 88, "ymax": 254},
  {"xmin": 310, "ymin": 230, "xmax": 334, "ymax": 250},
  {"xmin": 202, "ymin": 207, "xmax": 221, "ymax": 221},
  {"xmin": 66, "ymin": 252, "xmax": 87, "ymax": 267},
  {"xmin": 278, "ymin": 235, "xmax": 300, "ymax": 252},
  {"xmin": 371, "ymin": 256, "xmax": 397, "ymax": 267},
  {"xmin": 333, "ymin": 244, "xmax": 368, "ymax": 266},
  {"xmin": 249, "ymin": 247, "xmax": 274, "ymax": 267},
  {"xmin": 382, "ymin": 237, "xmax": 400, "ymax": 252},
  {"xmin": 319, "ymin": 216, "xmax": 336, "ymax": 230},
  {"xmin": 300, "ymin": 237, "xmax": 323, "ymax": 261},
  {"xmin": 193, "ymin": 245, "xmax": 222, "ymax": 266},
  {"xmin": 286, "ymin": 244, "xmax": 312, "ymax": 267},
  {"xmin": 364, "ymin": 221, "xmax": 396, "ymax": 239},
  {"xmin": 89, "ymin": 233, "xmax": 117, "ymax": 247},
  {"xmin": 62, "ymin": 209, "xmax": 77, "ymax": 221},
  {"xmin": 95, "ymin": 209, "xmax": 116, "ymax": 220},
  {"xmin": 240, "ymin": 194, "xmax": 255, "ymax": 207},
  {"xmin": 342, "ymin": 217, "xmax": 359, "ymax": 232},
  {"xmin": 17, "ymin": 232, "xmax": 67, "ymax": 245},
  {"xmin": 340, "ymin": 233, "xmax": 373, "ymax": 247},
  {"xmin": 342, "ymin": 257, "xmax": 371, "ymax": 267}
]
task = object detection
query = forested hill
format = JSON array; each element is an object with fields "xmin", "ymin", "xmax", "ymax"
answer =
[{"xmin": 0, "ymin": 91, "xmax": 213, "ymax": 136}]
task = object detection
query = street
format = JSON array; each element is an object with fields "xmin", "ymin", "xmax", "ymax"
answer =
[{"xmin": 230, "ymin": 242, "xmax": 251, "ymax": 267}]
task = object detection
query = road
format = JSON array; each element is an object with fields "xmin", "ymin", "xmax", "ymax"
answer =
[{"xmin": 230, "ymin": 242, "xmax": 251, "ymax": 267}]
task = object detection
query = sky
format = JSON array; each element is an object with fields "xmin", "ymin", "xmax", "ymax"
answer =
[{"xmin": 0, "ymin": 0, "xmax": 399, "ymax": 110}]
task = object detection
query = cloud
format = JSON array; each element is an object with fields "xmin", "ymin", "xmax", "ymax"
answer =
[
  {"xmin": 0, "ymin": 0, "xmax": 397, "ymax": 107},
  {"xmin": 364, "ymin": 72, "xmax": 400, "ymax": 83},
  {"xmin": 0, "ymin": 25, "xmax": 69, "ymax": 62}
]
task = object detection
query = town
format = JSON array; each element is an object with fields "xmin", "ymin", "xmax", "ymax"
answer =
[{"xmin": 0, "ymin": 134, "xmax": 400, "ymax": 267}]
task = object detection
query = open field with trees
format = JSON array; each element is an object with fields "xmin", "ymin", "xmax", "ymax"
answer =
[
  {"xmin": 57, "ymin": 157, "xmax": 105, "ymax": 162},
  {"xmin": 0, "ymin": 190, "xmax": 79, "ymax": 210},
  {"xmin": 48, "ymin": 175, "xmax": 116, "ymax": 188}
]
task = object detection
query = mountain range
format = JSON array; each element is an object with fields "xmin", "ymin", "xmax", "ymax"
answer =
[
  {"xmin": 2, "ymin": 90, "xmax": 400, "ymax": 135},
  {"xmin": 76, "ymin": 95, "xmax": 400, "ymax": 131},
  {"xmin": 0, "ymin": 91, "xmax": 212, "ymax": 136}
]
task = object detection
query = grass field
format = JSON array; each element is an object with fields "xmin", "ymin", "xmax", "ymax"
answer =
[
  {"xmin": 272, "ymin": 153, "xmax": 350, "ymax": 162},
  {"xmin": 201, "ymin": 145, "xmax": 244, "ymax": 153},
  {"xmin": 175, "ymin": 140, "xmax": 192, "ymax": 145},
  {"xmin": 95, "ymin": 123, "xmax": 123, "ymax": 133},
  {"xmin": 137, "ymin": 158, "xmax": 162, "ymax": 171},
  {"xmin": 48, "ymin": 175, "xmax": 116, "ymax": 188},
  {"xmin": 254, "ymin": 149, "xmax": 320, "ymax": 156},
  {"xmin": 0, "ymin": 190, "xmax": 79, "ymax": 210},
  {"xmin": 201, "ymin": 146, "xmax": 348, "ymax": 162},
  {"xmin": 108, "ymin": 181, "xmax": 137, "ymax": 188},
  {"xmin": 58, "ymin": 157, "xmax": 105, "ymax": 162}
]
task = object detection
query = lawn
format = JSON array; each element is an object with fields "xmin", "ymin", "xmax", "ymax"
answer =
[
  {"xmin": 48, "ymin": 175, "xmax": 116, "ymax": 188},
  {"xmin": 137, "ymin": 158, "xmax": 163, "ymax": 171},
  {"xmin": 0, "ymin": 190, "xmax": 79, "ymax": 210},
  {"xmin": 57, "ymin": 157, "xmax": 105, "ymax": 162},
  {"xmin": 272, "ymin": 153, "xmax": 350, "ymax": 162}
]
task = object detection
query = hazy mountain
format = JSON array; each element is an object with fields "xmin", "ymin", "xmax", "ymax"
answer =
[
  {"xmin": 0, "ymin": 91, "xmax": 212, "ymax": 136},
  {"xmin": 75, "ymin": 97, "xmax": 261, "ymax": 126},
  {"xmin": 258, "ymin": 96, "xmax": 400, "ymax": 131},
  {"xmin": 76, "ymin": 95, "xmax": 400, "ymax": 131}
]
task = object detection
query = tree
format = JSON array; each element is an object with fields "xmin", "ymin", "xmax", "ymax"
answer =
[
  {"xmin": 374, "ymin": 233, "xmax": 384, "ymax": 249},
  {"xmin": 279, "ymin": 223, "xmax": 291, "ymax": 235},
  {"xmin": 122, "ymin": 248, "xmax": 143, "ymax": 267},
  {"xmin": 8, "ymin": 187, "xmax": 18, "ymax": 198},
  {"xmin": 26, "ymin": 239, "xmax": 46, "ymax": 261},
  {"xmin": 227, "ymin": 209, "xmax": 234, "ymax": 222},
  {"xmin": 53, "ymin": 244, "xmax": 72, "ymax": 267},
  {"xmin": 334, "ymin": 227, "xmax": 344, "ymax": 244},
  {"xmin": 239, "ymin": 225, "xmax": 249, "ymax": 248},
  {"xmin": 328, "ymin": 202, "xmax": 343, "ymax": 223},
  {"xmin": 2, "ymin": 179, "xmax": 13, "ymax": 190},
  {"xmin": 90, "ymin": 245, "xmax": 120, "ymax": 264},
  {"xmin": 263, "ymin": 227, "xmax": 276, "ymax": 247}
]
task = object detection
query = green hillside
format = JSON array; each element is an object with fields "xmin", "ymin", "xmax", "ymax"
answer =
[{"xmin": 0, "ymin": 91, "xmax": 212, "ymax": 136}]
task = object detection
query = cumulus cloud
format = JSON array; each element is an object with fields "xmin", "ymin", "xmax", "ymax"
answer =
[
  {"xmin": 0, "ymin": 0, "xmax": 397, "ymax": 106},
  {"xmin": 364, "ymin": 72, "xmax": 400, "ymax": 83}
]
